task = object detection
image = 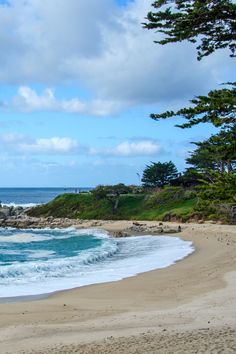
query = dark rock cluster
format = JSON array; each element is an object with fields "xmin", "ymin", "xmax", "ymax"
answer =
[{"xmin": 0, "ymin": 205, "xmax": 25, "ymax": 220}]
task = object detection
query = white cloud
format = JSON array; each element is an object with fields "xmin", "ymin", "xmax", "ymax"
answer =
[
  {"xmin": 112, "ymin": 140, "xmax": 161, "ymax": 156},
  {"xmin": 8, "ymin": 86, "xmax": 121, "ymax": 116},
  {"xmin": 0, "ymin": 0, "xmax": 234, "ymax": 115},
  {"xmin": 12, "ymin": 86, "xmax": 85, "ymax": 113},
  {"xmin": 91, "ymin": 140, "xmax": 162, "ymax": 157},
  {"xmin": 0, "ymin": 133, "xmax": 162, "ymax": 157},
  {"xmin": 20, "ymin": 137, "xmax": 79, "ymax": 153},
  {"xmin": 13, "ymin": 86, "xmax": 55, "ymax": 111},
  {"xmin": 0, "ymin": 133, "xmax": 80, "ymax": 154}
]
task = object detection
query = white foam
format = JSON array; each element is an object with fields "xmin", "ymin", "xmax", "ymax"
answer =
[
  {"xmin": 0, "ymin": 232, "xmax": 194, "ymax": 298},
  {"xmin": 0, "ymin": 250, "xmax": 21, "ymax": 256},
  {"xmin": 27, "ymin": 250, "xmax": 56, "ymax": 259},
  {"xmin": 2, "ymin": 202, "xmax": 40, "ymax": 208},
  {"xmin": 0, "ymin": 233, "xmax": 49, "ymax": 243},
  {"xmin": 0, "ymin": 227, "xmax": 92, "ymax": 243}
]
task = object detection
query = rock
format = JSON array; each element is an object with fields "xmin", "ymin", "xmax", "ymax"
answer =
[
  {"xmin": 0, "ymin": 205, "xmax": 25, "ymax": 220},
  {"xmin": 14, "ymin": 207, "xmax": 24, "ymax": 216},
  {"xmin": 113, "ymin": 231, "xmax": 128, "ymax": 237},
  {"xmin": 0, "ymin": 206, "xmax": 11, "ymax": 218},
  {"xmin": 165, "ymin": 228, "xmax": 179, "ymax": 234},
  {"xmin": 0, "ymin": 211, "xmax": 7, "ymax": 220}
]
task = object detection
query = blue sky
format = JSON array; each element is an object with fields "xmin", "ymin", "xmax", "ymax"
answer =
[{"xmin": 0, "ymin": 0, "xmax": 235, "ymax": 187}]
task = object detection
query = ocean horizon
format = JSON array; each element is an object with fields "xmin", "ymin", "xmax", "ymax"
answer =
[{"xmin": 0, "ymin": 187, "xmax": 92, "ymax": 208}]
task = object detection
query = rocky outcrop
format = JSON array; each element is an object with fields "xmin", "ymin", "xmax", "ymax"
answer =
[
  {"xmin": 0, "ymin": 205, "xmax": 90, "ymax": 229},
  {"xmin": 123, "ymin": 222, "xmax": 181, "ymax": 235},
  {"xmin": 0, "ymin": 205, "xmax": 182, "ymax": 234},
  {"xmin": 0, "ymin": 205, "xmax": 25, "ymax": 220}
]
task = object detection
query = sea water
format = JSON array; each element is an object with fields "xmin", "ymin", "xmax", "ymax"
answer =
[
  {"xmin": 0, "ymin": 227, "xmax": 194, "ymax": 298},
  {"xmin": 0, "ymin": 187, "xmax": 91, "ymax": 208}
]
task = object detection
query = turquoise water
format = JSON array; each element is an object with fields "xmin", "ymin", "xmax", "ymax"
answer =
[
  {"xmin": 0, "ymin": 228, "xmax": 102, "ymax": 265},
  {"xmin": 0, "ymin": 227, "xmax": 194, "ymax": 298}
]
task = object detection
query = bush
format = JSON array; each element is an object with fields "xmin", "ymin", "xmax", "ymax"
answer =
[{"xmin": 92, "ymin": 184, "xmax": 134, "ymax": 200}]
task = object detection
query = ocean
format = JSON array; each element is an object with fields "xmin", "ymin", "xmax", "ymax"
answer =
[
  {"xmin": 0, "ymin": 188, "xmax": 194, "ymax": 299},
  {"xmin": 0, "ymin": 228, "xmax": 193, "ymax": 298},
  {"xmin": 0, "ymin": 187, "xmax": 91, "ymax": 207}
]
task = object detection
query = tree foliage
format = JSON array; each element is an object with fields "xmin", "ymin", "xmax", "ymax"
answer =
[
  {"xmin": 144, "ymin": 0, "xmax": 236, "ymax": 60},
  {"xmin": 144, "ymin": 1, "xmax": 236, "ymax": 132},
  {"xmin": 198, "ymin": 172, "xmax": 236, "ymax": 202},
  {"xmin": 196, "ymin": 172, "xmax": 236, "ymax": 222},
  {"xmin": 151, "ymin": 83, "xmax": 236, "ymax": 129},
  {"xmin": 187, "ymin": 126, "xmax": 236, "ymax": 174},
  {"xmin": 170, "ymin": 168, "xmax": 204, "ymax": 187},
  {"xmin": 92, "ymin": 184, "xmax": 133, "ymax": 200},
  {"xmin": 142, "ymin": 161, "xmax": 178, "ymax": 188},
  {"xmin": 143, "ymin": 1, "xmax": 236, "ymax": 222}
]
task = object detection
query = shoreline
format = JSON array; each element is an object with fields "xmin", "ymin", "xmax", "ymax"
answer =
[
  {"xmin": 0, "ymin": 220, "xmax": 235, "ymax": 353},
  {"xmin": 0, "ymin": 224, "xmax": 193, "ymax": 302}
]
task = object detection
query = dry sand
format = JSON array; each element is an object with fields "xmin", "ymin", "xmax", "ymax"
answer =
[{"xmin": 0, "ymin": 221, "xmax": 236, "ymax": 354}]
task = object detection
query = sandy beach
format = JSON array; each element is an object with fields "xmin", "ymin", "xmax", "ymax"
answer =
[{"xmin": 0, "ymin": 221, "xmax": 236, "ymax": 354}]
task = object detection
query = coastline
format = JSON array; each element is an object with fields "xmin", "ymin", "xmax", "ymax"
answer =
[
  {"xmin": 0, "ymin": 224, "xmax": 193, "ymax": 303},
  {"xmin": 0, "ymin": 221, "xmax": 236, "ymax": 353}
]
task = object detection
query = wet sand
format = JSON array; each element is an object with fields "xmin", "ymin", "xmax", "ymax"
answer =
[{"xmin": 0, "ymin": 221, "xmax": 235, "ymax": 353}]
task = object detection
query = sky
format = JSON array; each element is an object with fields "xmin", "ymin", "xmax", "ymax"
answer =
[{"xmin": 0, "ymin": 0, "xmax": 235, "ymax": 187}]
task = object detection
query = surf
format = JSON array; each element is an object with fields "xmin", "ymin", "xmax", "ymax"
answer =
[{"xmin": 0, "ymin": 227, "xmax": 194, "ymax": 298}]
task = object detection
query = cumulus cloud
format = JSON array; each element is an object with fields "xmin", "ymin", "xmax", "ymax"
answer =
[
  {"xmin": 110, "ymin": 140, "xmax": 161, "ymax": 156},
  {"xmin": 0, "ymin": 0, "xmax": 234, "ymax": 114},
  {"xmin": 90, "ymin": 140, "xmax": 162, "ymax": 157},
  {"xmin": 0, "ymin": 133, "xmax": 162, "ymax": 157},
  {"xmin": 5, "ymin": 86, "xmax": 121, "ymax": 116},
  {"xmin": 12, "ymin": 86, "xmax": 85, "ymax": 113},
  {"xmin": 0, "ymin": 133, "xmax": 80, "ymax": 154},
  {"xmin": 20, "ymin": 137, "xmax": 79, "ymax": 154}
]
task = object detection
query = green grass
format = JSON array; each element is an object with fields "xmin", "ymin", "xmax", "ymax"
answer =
[{"xmin": 27, "ymin": 187, "xmax": 198, "ymax": 221}]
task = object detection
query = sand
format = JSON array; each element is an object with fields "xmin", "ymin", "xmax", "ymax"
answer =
[{"xmin": 0, "ymin": 221, "xmax": 236, "ymax": 354}]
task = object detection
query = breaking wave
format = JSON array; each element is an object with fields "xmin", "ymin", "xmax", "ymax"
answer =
[{"xmin": 0, "ymin": 227, "xmax": 194, "ymax": 298}]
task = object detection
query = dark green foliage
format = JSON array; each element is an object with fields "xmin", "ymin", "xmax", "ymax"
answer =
[
  {"xmin": 196, "ymin": 172, "xmax": 236, "ymax": 222},
  {"xmin": 170, "ymin": 168, "xmax": 203, "ymax": 187},
  {"xmin": 198, "ymin": 172, "xmax": 236, "ymax": 202},
  {"xmin": 151, "ymin": 83, "xmax": 236, "ymax": 129},
  {"xmin": 92, "ymin": 183, "xmax": 133, "ymax": 200},
  {"xmin": 187, "ymin": 127, "xmax": 236, "ymax": 175},
  {"xmin": 141, "ymin": 161, "xmax": 178, "ymax": 188},
  {"xmin": 144, "ymin": 0, "xmax": 236, "ymax": 60}
]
